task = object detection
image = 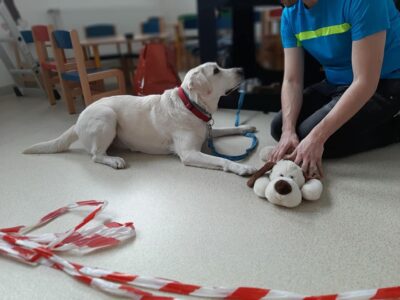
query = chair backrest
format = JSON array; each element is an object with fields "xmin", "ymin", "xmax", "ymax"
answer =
[
  {"xmin": 51, "ymin": 27, "xmax": 96, "ymax": 76},
  {"xmin": 178, "ymin": 14, "xmax": 198, "ymax": 30},
  {"xmin": 85, "ymin": 24, "xmax": 116, "ymax": 38},
  {"xmin": 142, "ymin": 17, "xmax": 161, "ymax": 34},
  {"xmin": 32, "ymin": 25, "xmax": 50, "ymax": 42},
  {"xmin": 50, "ymin": 27, "xmax": 73, "ymax": 74},
  {"xmin": 176, "ymin": 14, "xmax": 198, "ymax": 44},
  {"xmin": 15, "ymin": 30, "xmax": 34, "ymax": 68},
  {"xmin": 32, "ymin": 25, "xmax": 51, "ymax": 65},
  {"xmin": 20, "ymin": 30, "xmax": 34, "ymax": 44},
  {"xmin": 52, "ymin": 30, "xmax": 73, "ymax": 49}
]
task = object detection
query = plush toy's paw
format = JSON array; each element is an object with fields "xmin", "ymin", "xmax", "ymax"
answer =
[
  {"xmin": 259, "ymin": 146, "xmax": 275, "ymax": 162},
  {"xmin": 253, "ymin": 177, "xmax": 270, "ymax": 198},
  {"xmin": 301, "ymin": 179, "xmax": 323, "ymax": 201}
]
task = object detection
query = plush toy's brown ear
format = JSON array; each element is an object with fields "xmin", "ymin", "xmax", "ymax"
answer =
[{"xmin": 247, "ymin": 161, "xmax": 275, "ymax": 188}]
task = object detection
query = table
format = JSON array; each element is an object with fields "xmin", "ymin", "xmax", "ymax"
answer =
[{"xmin": 80, "ymin": 33, "xmax": 170, "ymax": 68}]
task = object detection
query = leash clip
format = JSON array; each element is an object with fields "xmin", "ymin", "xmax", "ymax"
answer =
[{"xmin": 207, "ymin": 119, "xmax": 214, "ymax": 139}]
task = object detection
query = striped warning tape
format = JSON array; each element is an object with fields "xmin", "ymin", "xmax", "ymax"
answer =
[{"xmin": 0, "ymin": 201, "xmax": 399, "ymax": 299}]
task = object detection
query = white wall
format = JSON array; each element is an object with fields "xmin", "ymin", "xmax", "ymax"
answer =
[{"xmin": 0, "ymin": 0, "xmax": 196, "ymax": 90}]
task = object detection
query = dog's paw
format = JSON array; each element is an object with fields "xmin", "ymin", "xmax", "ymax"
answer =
[
  {"xmin": 96, "ymin": 156, "xmax": 126, "ymax": 169},
  {"xmin": 238, "ymin": 125, "xmax": 257, "ymax": 134},
  {"xmin": 229, "ymin": 163, "xmax": 257, "ymax": 176},
  {"xmin": 110, "ymin": 157, "xmax": 126, "ymax": 169}
]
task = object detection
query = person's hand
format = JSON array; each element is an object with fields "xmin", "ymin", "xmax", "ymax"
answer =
[
  {"xmin": 286, "ymin": 134, "xmax": 324, "ymax": 179},
  {"xmin": 269, "ymin": 131, "xmax": 299, "ymax": 163}
]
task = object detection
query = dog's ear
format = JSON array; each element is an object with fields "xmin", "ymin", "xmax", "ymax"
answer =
[
  {"xmin": 188, "ymin": 70, "xmax": 212, "ymax": 98},
  {"xmin": 247, "ymin": 161, "xmax": 275, "ymax": 188}
]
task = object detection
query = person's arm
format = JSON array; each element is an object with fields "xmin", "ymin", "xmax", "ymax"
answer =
[
  {"xmin": 289, "ymin": 31, "xmax": 386, "ymax": 177},
  {"xmin": 281, "ymin": 47, "xmax": 304, "ymax": 134},
  {"xmin": 269, "ymin": 47, "xmax": 304, "ymax": 162},
  {"xmin": 309, "ymin": 31, "xmax": 386, "ymax": 143}
]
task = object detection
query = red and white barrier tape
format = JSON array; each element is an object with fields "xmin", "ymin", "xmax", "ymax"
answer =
[{"xmin": 0, "ymin": 200, "xmax": 399, "ymax": 300}]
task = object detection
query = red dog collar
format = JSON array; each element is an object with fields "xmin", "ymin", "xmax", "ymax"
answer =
[{"xmin": 178, "ymin": 87, "xmax": 212, "ymax": 122}]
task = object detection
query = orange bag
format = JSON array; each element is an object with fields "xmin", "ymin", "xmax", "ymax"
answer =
[{"xmin": 133, "ymin": 42, "xmax": 181, "ymax": 96}]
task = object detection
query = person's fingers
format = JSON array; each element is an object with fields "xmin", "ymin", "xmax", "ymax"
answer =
[
  {"xmin": 276, "ymin": 143, "xmax": 290, "ymax": 161},
  {"xmin": 301, "ymin": 159, "xmax": 310, "ymax": 175},
  {"xmin": 317, "ymin": 160, "xmax": 324, "ymax": 179},
  {"xmin": 294, "ymin": 152, "xmax": 302, "ymax": 166},
  {"xmin": 285, "ymin": 149, "xmax": 297, "ymax": 161},
  {"xmin": 269, "ymin": 149, "xmax": 277, "ymax": 163},
  {"xmin": 308, "ymin": 161, "xmax": 318, "ymax": 179},
  {"xmin": 276, "ymin": 148, "xmax": 286, "ymax": 161}
]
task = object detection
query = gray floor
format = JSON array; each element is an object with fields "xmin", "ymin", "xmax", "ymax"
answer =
[{"xmin": 0, "ymin": 92, "xmax": 400, "ymax": 300}]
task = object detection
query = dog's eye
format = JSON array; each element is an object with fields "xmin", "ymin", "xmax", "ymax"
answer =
[
  {"xmin": 213, "ymin": 67, "xmax": 220, "ymax": 75},
  {"xmin": 280, "ymin": 174, "xmax": 284, "ymax": 177},
  {"xmin": 290, "ymin": 176, "xmax": 294, "ymax": 179}
]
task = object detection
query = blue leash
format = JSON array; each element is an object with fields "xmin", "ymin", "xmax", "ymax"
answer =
[{"xmin": 208, "ymin": 82, "xmax": 258, "ymax": 161}]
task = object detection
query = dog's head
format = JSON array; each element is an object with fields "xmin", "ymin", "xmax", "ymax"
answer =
[
  {"xmin": 266, "ymin": 160, "xmax": 305, "ymax": 207},
  {"xmin": 181, "ymin": 62, "xmax": 244, "ymax": 114},
  {"xmin": 269, "ymin": 160, "xmax": 305, "ymax": 187}
]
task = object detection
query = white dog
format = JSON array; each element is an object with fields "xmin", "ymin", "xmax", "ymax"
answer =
[{"xmin": 24, "ymin": 63, "xmax": 257, "ymax": 176}]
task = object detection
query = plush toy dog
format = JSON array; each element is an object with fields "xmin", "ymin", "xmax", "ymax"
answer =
[{"xmin": 247, "ymin": 160, "xmax": 323, "ymax": 208}]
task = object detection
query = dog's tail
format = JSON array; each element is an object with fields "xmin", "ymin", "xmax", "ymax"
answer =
[{"xmin": 23, "ymin": 126, "xmax": 78, "ymax": 154}]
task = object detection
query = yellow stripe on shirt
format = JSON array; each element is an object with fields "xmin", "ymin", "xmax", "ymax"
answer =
[{"xmin": 295, "ymin": 23, "xmax": 352, "ymax": 46}]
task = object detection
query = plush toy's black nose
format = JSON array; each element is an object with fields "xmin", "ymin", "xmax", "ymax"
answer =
[{"xmin": 274, "ymin": 180, "xmax": 292, "ymax": 195}]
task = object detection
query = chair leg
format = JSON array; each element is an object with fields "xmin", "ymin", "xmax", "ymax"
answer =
[
  {"xmin": 82, "ymin": 81, "xmax": 94, "ymax": 107},
  {"xmin": 41, "ymin": 70, "xmax": 56, "ymax": 106},
  {"xmin": 116, "ymin": 70, "xmax": 127, "ymax": 94},
  {"xmin": 120, "ymin": 56, "xmax": 130, "ymax": 87},
  {"xmin": 60, "ymin": 79, "xmax": 76, "ymax": 114}
]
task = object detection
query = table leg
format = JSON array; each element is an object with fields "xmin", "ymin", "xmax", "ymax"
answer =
[
  {"xmin": 124, "ymin": 40, "xmax": 134, "ymax": 88},
  {"xmin": 92, "ymin": 45, "xmax": 101, "ymax": 68}
]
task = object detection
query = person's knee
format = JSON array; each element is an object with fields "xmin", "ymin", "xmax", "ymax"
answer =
[
  {"xmin": 270, "ymin": 113, "xmax": 283, "ymax": 141},
  {"xmin": 297, "ymin": 123, "xmax": 313, "ymax": 141},
  {"xmin": 323, "ymin": 136, "xmax": 348, "ymax": 158}
]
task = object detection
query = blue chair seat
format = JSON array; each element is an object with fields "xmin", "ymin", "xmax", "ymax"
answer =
[{"xmin": 61, "ymin": 68, "xmax": 104, "ymax": 82}]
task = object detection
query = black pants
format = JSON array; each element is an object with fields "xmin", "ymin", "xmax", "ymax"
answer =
[{"xmin": 271, "ymin": 79, "xmax": 400, "ymax": 158}]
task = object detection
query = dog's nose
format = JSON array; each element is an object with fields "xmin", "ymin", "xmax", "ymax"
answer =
[
  {"xmin": 274, "ymin": 180, "xmax": 292, "ymax": 195},
  {"xmin": 236, "ymin": 68, "xmax": 244, "ymax": 76}
]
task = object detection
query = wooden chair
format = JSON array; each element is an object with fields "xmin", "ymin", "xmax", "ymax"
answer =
[
  {"xmin": 31, "ymin": 25, "xmax": 59, "ymax": 106},
  {"xmin": 49, "ymin": 26, "xmax": 126, "ymax": 114},
  {"xmin": 84, "ymin": 24, "xmax": 122, "ymax": 63},
  {"xmin": 141, "ymin": 17, "xmax": 165, "ymax": 34},
  {"xmin": 15, "ymin": 31, "xmax": 39, "ymax": 89},
  {"xmin": 84, "ymin": 23, "xmax": 133, "ymax": 87},
  {"xmin": 175, "ymin": 14, "xmax": 199, "ymax": 71}
]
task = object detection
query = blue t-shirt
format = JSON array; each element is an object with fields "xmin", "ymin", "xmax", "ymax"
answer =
[{"xmin": 281, "ymin": 0, "xmax": 400, "ymax": 85}]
